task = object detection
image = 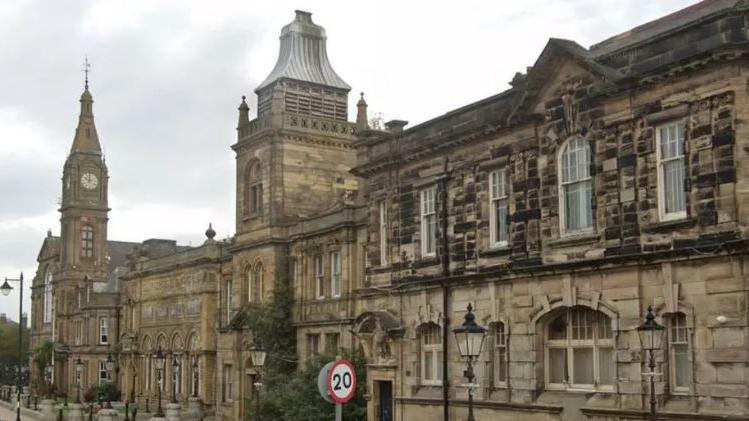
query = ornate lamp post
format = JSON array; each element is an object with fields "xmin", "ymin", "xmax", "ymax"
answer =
[
  {"xmin": 453, "ymin": 304, "xmax": 487, "ymax": 421},
  {"xmin": 104, "ymin": 354, "xmax": 116, "ymax": 409},
  {"xmin": 74, "ymin": 357, "xmax": 83, "ymax": 404},
  {"xmin": 637, "ymin": 305, "xmax": 665, "ymax": 421},
  {"xmin": 170, "ymin": 354, "xmax": 180, "ymax": 404},
  {"xmin": 0, "ymin": 273, "xmax": 24, "ymax": 421},
  {"xmin": 248, "ymin": 341, "xmax": 267, "ymax": 420},
  {"xmin": 152, "ymin": 348, "xmax": 165, "ymax": 418}
]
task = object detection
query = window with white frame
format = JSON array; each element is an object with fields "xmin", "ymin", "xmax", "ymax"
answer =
[
  {"xmin": 99, "ymin": 360, "xmax": 108, "ymax": 384},
  {"xmin": 668, "ymin": 312, "xmax": 690, "ymax": 393},
  {"xmin": 43, "ymin": 270, "xmax": 52, "ymax": 323},
  {"xmin": 494, "ymin": 322, "xmax": 508, "ymax": 385},
  {"xmin": 379, "ymin": 200, "xmax": 388, "ymax": 265},
  {"xmin": 420, "ymin": 323, "xmax": 443, "ymax": 385},
  {"xmin": 489, "ymin": 169, "xmax": 509, "ymax": 247},
  {"xmin": 314, "ymin": 255, "xmax": 324, "ymax": 299},
  {"xmin": 81, "ymin": 225, "xmax": 94, "ymax": 258},
  {"xmin": 657, "ymin": 123, "xmax": 686, "ymax": 220},
  {"xmin": 99, "ymin": 318, "xmax": 108, "ymax": 344},
  {"xmin": 545, "ymin": 307, "xmax": 613, "ymax": 390},
  {"xmin": 331, "ymin": 251, "xmax": 341, "ymax": 298},
  {"xmin": 420, "ymin": 187, "xmax": 437, "ymax": 257},
  {"xmin": 222, "ymin": 364, "xmax": 232, "ymax": 402},
  {"xmin": 559, "ymin": 138, "xmax": 593, "ymax": 233}
]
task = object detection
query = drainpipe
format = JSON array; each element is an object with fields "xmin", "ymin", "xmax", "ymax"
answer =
[{"xmin": 438, "ymin": 157, "xmax": 451, "ymax": 421}]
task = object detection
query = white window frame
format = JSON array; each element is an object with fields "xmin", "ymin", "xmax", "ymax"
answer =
[
  {"xmin": 656, "ymin": 122, "xmax": 687, "ymax": 221},
  {"xmin": 420, "ymin": 323, "xmax": 443, "ymax": 386},
  {"xmin": 99, "ymin": 317, "xmax": 108, "ymax": 344},
  {"xmin": 330, "ymin": 251, "xmax": 341, "ymax": 298},
  {"xmin": 314, "ymin": 255, "xmax": 324, "ymax": 299},
  {"xmin": 43, "ymin": 270, "xmax": 52, "ymax": 324},
  {"xmin": 494, "ymin": 322, "xmax": 508, "ymax": 386},
  {"xmin": 668, "ymin": 312, "xmax": 691, "ymax": 394},
  {"xmin": 420, "ymin": 187, "xmax": 437, "ymax": 258},
  {"xmin": 558, "ymin": 137, "xmax": 594, "ymax": 235},
  {"xmin": 544, "ymin": 307, "xmax": 614, "ymax": 392},
  {"xmin": 99, "ymin": 360, "xmax": 108, "ymax": 385},
  {"xmin": 379, "ymin": 200, "xmax": 388, "ymax": 266},
  {"xmin": 489, "ymin": 169, "xmax": 509, "ymax": 248}
]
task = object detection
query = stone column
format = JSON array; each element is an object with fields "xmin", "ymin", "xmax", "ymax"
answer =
[
  {"xmin": 165, "ymin": 402, "xmax": 181, "ymax": 421},
  {"xmin": 67, "ymin": 402, "xmax": 84, "ymax": 421},
  {"xmin": 38, "ymin": 398, "xmax": 57, "ymax": 421},
  {"xmin": 96, "ymin": 408, "xmax": 118, "ymax": 421}
]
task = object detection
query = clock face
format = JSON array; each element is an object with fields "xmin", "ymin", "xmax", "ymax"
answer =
[{"xmin": 81, "ymin": 172, "xmax": 98, "ymax": 190}]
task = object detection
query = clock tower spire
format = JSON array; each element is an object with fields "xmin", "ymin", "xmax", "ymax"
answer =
[{"xmin": 59, "ymin": 75, "xmax": 109, "ymax": 275}]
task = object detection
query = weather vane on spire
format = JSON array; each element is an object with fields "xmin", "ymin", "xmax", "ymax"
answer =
[{"xmin": 82, "ymin": 56, "xmax": 91, "ymax": 89}]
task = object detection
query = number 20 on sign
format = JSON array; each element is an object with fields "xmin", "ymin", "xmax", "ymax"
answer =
[{"xmin": 326, "ymin": 359, "xmax": 356, "ymax": 404}]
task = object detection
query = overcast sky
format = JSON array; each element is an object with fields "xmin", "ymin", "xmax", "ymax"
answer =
[{"xmin": 0, "ymin": 0, "xmax": 698, "ymax": 322}]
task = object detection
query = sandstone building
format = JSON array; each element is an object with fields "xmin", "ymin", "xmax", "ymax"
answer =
[{"xmin": 29, "ymin": 2, "xmax": 749, "ymax": 420}]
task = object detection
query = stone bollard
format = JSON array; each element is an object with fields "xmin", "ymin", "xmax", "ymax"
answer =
[
  {"xmin": 68, "ymin": 402, "xmax": 85, "ymax": 421},
  {"xmin": 96, "ymin": 408, "xmax": 118, "ymax": 421},
  {"xmin": 39, "ymin": 398, "xmax": 57, "ymax": 421},
  {"xmin": 165, "ymin": 402, "xmax": 181, "ymax": 421}
]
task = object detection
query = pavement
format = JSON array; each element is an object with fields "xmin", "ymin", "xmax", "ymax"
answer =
[{"xmin": 0, "ymin": 403, "xmax": 32, "ymax": 421}]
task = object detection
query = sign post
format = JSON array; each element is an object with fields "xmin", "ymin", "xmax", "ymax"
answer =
[{"xmin": 318, "ymin": 359, "xmax": 356, "ymax": 421}]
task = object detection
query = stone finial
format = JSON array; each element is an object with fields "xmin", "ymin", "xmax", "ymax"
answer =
[
  {"xmin": 385, "ymin": 119, "xmax": 408, "ymax": 133},
  {"xmin": 47, "ymin": 229, "xmax": 52, "ymax": 237},
  {"xmin": 205, "ymin": 223, "xmax": 216, "ymax": 241},
  {"xmin": 238, "ymin": 96, "xmax": 250, "ymax": 128},
  {"xmin": 356, "ymin": 92, "xmax": 368, "ymax": 131}
]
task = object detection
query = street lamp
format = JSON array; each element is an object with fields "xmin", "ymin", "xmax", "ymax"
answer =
[
  {"xmin": 0, "ymin": 273, "xmax": 24, "ymax": 421},
  {"xmin": 105, "ymin": 354, "xmax": 115, "ymax": 409},
  {"xmin": 637, "ymin": 305, "xmax": 665, "ymax": 421},
  {"xmin": 248, "ymin": 341, "xmax": 266, "ymax": 420},
  {"xmin": 171, "ymin": 354, "xmax": 180, "ymax": 403},
  {"xmin": 75, "ymin": 357, "xmax": 83, "ymax": 404},
  {"xmin": 453, "ymin": 303, "xmax": 487, "ymax": 421},
  {"xmin": 153, "ymin": 348, "xmax": 165, "ymax": 418}
]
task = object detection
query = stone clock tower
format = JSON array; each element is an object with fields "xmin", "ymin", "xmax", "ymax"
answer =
[{"xmin": 59, "ymin": 84, "xmax": 109, "ymax": 280}]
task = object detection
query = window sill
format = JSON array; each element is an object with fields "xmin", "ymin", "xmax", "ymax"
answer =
[
  {"xmin": 641, "ymin": 217, "xmax": 695, "ymax": 234},
  {"xmin": 414, "ymin": 256, "xmax": 440, "ymax": 268},
  {"xmin": 479, "ymin": 246, "xmax": 512, "ymax": 258},
  {"xmin": 548, "ymin": 232, "xmax": 599, "ymax": 248},
  {"xmin": 241, "ymin": 213, "xmax": 263, "ymax": 222}
]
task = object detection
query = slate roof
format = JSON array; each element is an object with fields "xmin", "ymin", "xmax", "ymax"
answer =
[{"xmin": 255, "ymin": 10, "xmax": 350, "ymax": 92}]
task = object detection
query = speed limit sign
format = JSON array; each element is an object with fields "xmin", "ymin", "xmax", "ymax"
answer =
[{"xmin": 326, "ymin": 359, "xmax": 356, "ymax": 404}]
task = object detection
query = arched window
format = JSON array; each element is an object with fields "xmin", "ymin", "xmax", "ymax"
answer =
[
  {"xmin": 419, "ymin": 323, "xmax": 442, "ymax": 385},
  {"xmin": 545, "ymin": 306, "xmax": 613, "ymax": 390},
  {"xmin": 666, "ymin": 312, "xmax": 690, "ymax": 393},
  {"xmin": 492, "ymin": 321, "xmax": 508, "ymax": 385},
  {"xmin": 81, "ymin": 225, "xmax": 94, "ymax": 258},
  {"xmin": 244, "ymin": 161, "xmax": 262, "ymax": 215},
  {"xmin": 559, "ymin": 138, "xmax": 593, "ymax": 233},
  {"xmin": 43, "ymin": 270, "xmax": 53, "ymax": 323},
  {"xmin": 249, "ymin": 264, "xmax": 263, "ymax": 303}
]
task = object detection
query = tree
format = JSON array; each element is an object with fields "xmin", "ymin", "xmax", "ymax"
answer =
[
  {"xmin": 32, "ymin": 340, "xmax": 54, "ymax": 397},
  {"xmin": 241, "ymin": 273, "xmax": 367, "ymax": 420},
  {"xmin": 0, "ymin": 317, "xmax": 30, "ymax": 385}
]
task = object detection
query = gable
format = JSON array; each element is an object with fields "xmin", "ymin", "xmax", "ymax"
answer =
[{"xmin": 508, "ymin": 39, "xmax": 621, "ymax": 126}]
